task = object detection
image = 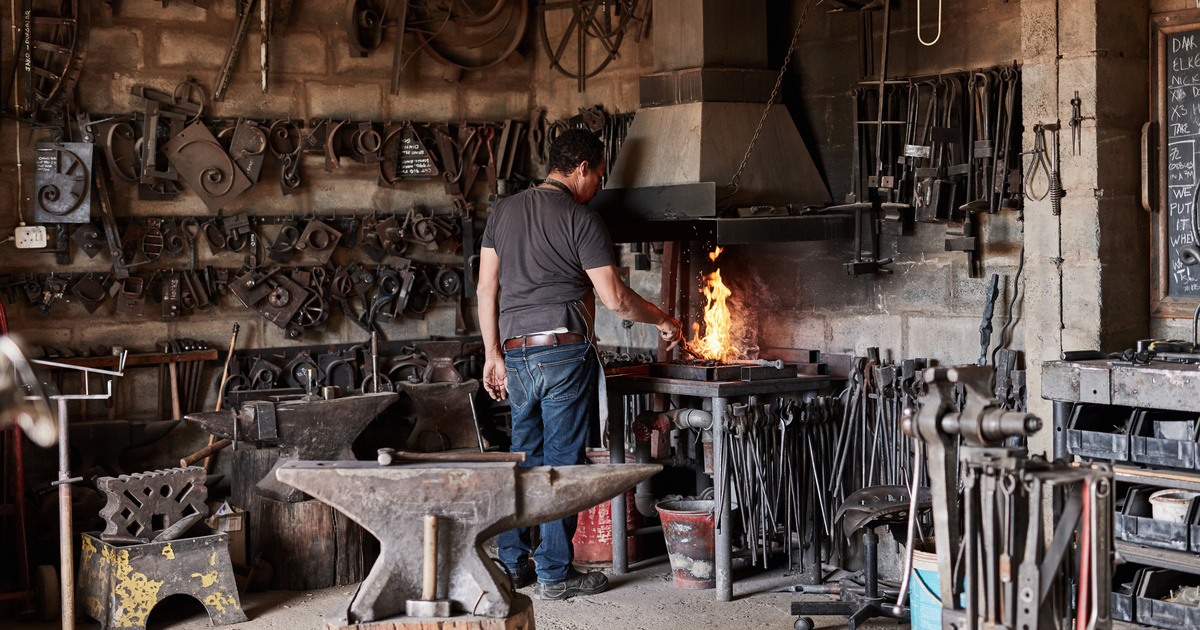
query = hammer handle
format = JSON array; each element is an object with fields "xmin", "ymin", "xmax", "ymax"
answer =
[
  {"xmin": 423, "ymin": 515, "xmax": 438, "ymax": 600},
  {"xmin": 181, "ymin": 439, "xmax": 232, "ymax": 467}
]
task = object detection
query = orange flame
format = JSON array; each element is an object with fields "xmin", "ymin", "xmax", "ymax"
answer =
[{"xmin": 685, "ymin": 247, "xmax": 742, "ymax": 363}]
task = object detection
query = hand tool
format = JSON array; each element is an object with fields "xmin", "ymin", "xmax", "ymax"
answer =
[
  {"xmin": 405, "ymin": 515, "xmax": 452, "ymax": 617},
  {"xmin": 978, "ymin": 273, "xmax": 999, "ymax": 365},
  {"xmin": 204, "ymin": 323, "xmax": 240, "ymax": 470},
  {"xmin": 180, "ymin": 439, "xmax": 233, "ymax": 467},
  {"xmin": 213, "ymin": 0, "xmax": 258, "ymax": 101},
  {"xmin": 277, "ymin": 460, "xmax": 660, "ymax": 622}
]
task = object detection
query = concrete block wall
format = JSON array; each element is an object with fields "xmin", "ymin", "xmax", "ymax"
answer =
[{"xmin": 711, "ymin": 0, "xmax": 1029, "ymax": 369}]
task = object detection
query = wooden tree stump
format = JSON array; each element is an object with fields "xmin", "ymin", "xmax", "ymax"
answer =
[
  {"xmin": 324, "ymin": 594, "xmax": 535, "ymax": 630},
  {"xmin": 230, "ymin": 446, "xmax": 376, "ymax": 590}
]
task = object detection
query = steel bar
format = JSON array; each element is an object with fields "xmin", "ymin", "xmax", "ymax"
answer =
[{"xmin": 609, "ymin": 386, "xmax": 628, "ymax": 574}]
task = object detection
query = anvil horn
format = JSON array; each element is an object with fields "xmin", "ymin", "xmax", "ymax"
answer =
[{"xmin": 276, "ymin": 461, "xmax": 661, "ymax": 622}]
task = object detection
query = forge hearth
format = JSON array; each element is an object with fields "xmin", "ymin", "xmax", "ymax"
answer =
[{"xmin": 647, "ymin": 361, "xmax": 798, "ymax": 382}]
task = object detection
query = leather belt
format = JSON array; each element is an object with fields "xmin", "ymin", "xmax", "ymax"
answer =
[{"xmin": 504, "ymin": 332, "xmax": 586, "ymax": 351}]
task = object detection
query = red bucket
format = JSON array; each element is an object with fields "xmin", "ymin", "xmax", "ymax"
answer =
[
  {"xmin": 657, "ymin": 499, "xmax": 715, "ymax": 589},
  {"xmin": 572, "ymin": 450, "xmax": 643, "ymax": 569}
]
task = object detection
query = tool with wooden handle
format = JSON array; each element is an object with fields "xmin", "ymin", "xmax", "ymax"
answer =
[
  {"xmin": 405, "ymin": 514, "xmax": 451, "ymax": 617},
  {"xmin": 202, "ymin": 323, "xmax": 240, "ymax": 471}
]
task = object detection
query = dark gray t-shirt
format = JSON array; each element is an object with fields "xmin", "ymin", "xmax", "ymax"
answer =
[{"xmin": 481, "ymin": 187, "xmax": 615, "ymax": 341}]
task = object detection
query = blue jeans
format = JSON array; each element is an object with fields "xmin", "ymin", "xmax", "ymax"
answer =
[{"xmin": 498, "ymin": 341, "xmax": 597, "ymax": 584}]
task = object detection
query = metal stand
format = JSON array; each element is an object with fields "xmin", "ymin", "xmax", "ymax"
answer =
[
  {"xmin": 789, "ymin": 532, "xmax": 905, "ymax": 630},
  {"xmin": 606, "ymin": 373, "xmax": 829, "ymax": 602},
  {"xmin": 34, "ymin": 356, "xmax": 125, "ymax": 630}
]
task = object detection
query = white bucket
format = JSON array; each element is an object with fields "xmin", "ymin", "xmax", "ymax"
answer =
[{"xmin": 1149, "ymin": 489, "xmax": 1199, "ymax": 523}]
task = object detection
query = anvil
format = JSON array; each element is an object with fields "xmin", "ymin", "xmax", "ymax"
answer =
[
  {"xmin": 185, "ymin": 392, "xmax": 397, "ymax": 502},
  {"xmin": 276, "ymin": 460, "xmax": 661, "ymax": 623}
]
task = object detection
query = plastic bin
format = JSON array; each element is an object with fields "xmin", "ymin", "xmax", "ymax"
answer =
[
  {"xmin": 1112, "ymin": 564, "xmax": 1146, "ymax": 623},
  {"xmin": 1136, "ymin": 569, "xmax": 1200, "ymax": 630},
  {"xmin": 1066, "ymin": 404, "xmax": 1135, "ymax": 461},
  {"xmin": 1116, "ymin": 487, "xmax": 1197, "ymax": 552},
  {"xmin": 1130, "ymin": 409, "xmax": 1200, "ymax": 470}
]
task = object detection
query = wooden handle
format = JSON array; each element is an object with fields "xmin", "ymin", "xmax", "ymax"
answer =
[
  {"xmin": 422, "ymin": 515, "xmax": 438, "ymax": 600},
  {"xmin": 181, "ymin": 439, "xmax": 232, "ymax": 467},
  {"xmin": 168, "ymin": 361, "xmax": 182, "ymax": 420}
]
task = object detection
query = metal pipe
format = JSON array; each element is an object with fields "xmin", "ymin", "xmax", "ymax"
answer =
[
  {"xmin": 713, "ymin": 396, "xmax": 732, "ymax": 602},
  {"xmin": 610, "ymin": 391, "xmax": 628, "ymax": 574},
  {"xmin": 634, "ymin": 437, "xmax": 656, "ymax": 516},
  {"xmin": 57, "ymin": 397, "xmax": 74, "ymax": 630}
]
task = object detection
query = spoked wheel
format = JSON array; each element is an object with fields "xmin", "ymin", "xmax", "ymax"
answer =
[{"xmin": 538, "ymin": 0, "xmax": 639, "ymax": 92}]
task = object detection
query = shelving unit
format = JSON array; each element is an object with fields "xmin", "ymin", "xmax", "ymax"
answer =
[{"xmin": 1044, "ymin": 359, "xmax": 1200, "ymax": 628}]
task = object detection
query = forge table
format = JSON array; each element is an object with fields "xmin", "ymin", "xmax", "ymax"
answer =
[{"xmin": 604, "ymin": 373, "xmax": 830, "ymax": 601}]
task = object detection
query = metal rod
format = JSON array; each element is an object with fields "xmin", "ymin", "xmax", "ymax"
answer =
[
  {"xmin": 32, "ymin": 359, "xmax": 123, "ymax": 376},
  {"xmin": 714, "ymin": 396, "xmax": 732, "ymax": 602},
  {"xmin": 610, "ymin": 390, "xmax": 628, "ymax": 574},
  {"xmin": 57, "ymin": 397, "xmax": 74, "ymax": 630}
]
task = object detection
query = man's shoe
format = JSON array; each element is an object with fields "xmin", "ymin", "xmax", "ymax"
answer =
[
  {"xmin": 508, "ymin": 565, "xmax": 536, "ymax": 590},
  {"xmin": 534, "ymin": 570, "xmax": 608, "ymax": 600}
]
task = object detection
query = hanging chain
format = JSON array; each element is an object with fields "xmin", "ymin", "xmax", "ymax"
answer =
[{"xmin": 725, "ymin": 0, "xmax": 813, "ymax": 200}]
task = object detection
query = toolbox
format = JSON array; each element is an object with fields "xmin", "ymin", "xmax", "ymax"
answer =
[{"xmin": 1136, "ymin": 569, "xmax": 1200, "ymax": 630}]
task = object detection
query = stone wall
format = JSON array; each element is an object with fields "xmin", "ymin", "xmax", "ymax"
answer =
[{"xmin": 0, "ymin": 2, "xmax": 658, "ymax": 468}]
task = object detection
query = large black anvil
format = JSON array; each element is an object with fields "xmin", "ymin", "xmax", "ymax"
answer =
[{"xmin": 185, "ymin": 392, "xmax": 397, "ymax": 501}]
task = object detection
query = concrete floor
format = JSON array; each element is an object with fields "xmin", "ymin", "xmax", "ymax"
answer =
[{"xmin": 4, "ymin": 558, "xmax": 910, "ymax": 630}]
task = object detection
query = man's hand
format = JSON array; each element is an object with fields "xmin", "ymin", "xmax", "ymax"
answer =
[
  {"xmin": 657, "ymin": 316, "xmax": 683, "ymax": 351},
  {"xmin": 483, "ymin": 356, "xmax": 508, "ymax": 401}
]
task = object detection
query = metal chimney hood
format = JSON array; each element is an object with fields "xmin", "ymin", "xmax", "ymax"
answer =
[{"xmin": 591, "ymin": 0, "xmax": 845, "ymax": 244}]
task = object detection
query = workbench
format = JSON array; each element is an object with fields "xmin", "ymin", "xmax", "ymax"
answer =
[{"xmin": 605, "ymin": 372, "xmax": 830, "ymax": 601}]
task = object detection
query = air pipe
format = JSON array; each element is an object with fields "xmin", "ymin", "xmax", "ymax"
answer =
[{"xmin": 631, "ymin": 408, "xmax": 713, "ymax": 516}]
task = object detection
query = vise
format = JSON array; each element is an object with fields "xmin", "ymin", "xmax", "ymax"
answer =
[
  {"xmin": 276, "ymin": 460, "xmax": 660, "ymax": 623},
  {"xmin": 185, "ymin": 392, "xmax": 397, "ymax": 502}
]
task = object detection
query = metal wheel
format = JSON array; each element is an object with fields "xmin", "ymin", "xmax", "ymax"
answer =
[
  {"xmin": 793, "ymin": 617, "xmax": 814, "ymax": 630},
  {"xmin": 538, "ymin": 0, "xmax": 636, "ymax": 92},
  {"xmin": 409, "ymin": 0, "xmax": 529, "ymax": 71}
]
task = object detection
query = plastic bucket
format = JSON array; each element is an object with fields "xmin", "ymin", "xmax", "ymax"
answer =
[
  {"xmin": 572, "ymin": 450, "xmax": 643, "ymax": 568},
  {"xmin": 910, "ymin": 546, "xmax": 943, "ymax": 630},
  {"xmin": 1149, "ymin": 489, "xmax": 1199, "ymax": 523},
  {"xmin": 657, "ymin": 499, "xmax": 715, "ymax": 589}
]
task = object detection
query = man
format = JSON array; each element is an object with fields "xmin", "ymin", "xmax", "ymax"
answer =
[{"xmin": 477, "ymin": 129, "xmax": 682, "ymax": 600}]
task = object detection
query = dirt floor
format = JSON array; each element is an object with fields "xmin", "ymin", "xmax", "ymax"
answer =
[{"xmin": 2, "ymin": 556, "xmax": 913, "ymax": 630}]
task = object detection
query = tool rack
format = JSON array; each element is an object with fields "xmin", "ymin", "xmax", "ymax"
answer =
[
  {"xmin": 604, "ymin": 372, "xmax": 830, "ymax": 602},
  {"xmin": 1043, "ymin": 359, "xmax": 1200, "ymax": 629}
]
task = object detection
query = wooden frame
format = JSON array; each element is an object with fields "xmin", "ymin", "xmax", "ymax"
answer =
[{"xmin": 1153, "ymin": 9, "xmax": 1200, "ymax": 317}]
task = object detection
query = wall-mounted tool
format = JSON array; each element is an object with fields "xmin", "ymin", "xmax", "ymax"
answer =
[
  {"xmin": 269, "ymin": 119, "xmax": 303, "ymax": 195},
  {"xmin": 228, "ymin": 119, "xmax": 268, "ymax": 183},
  {"xmin": 162, "ymin": 122, "xmax": 254, "ymax": 212},
  {"xmin": 1069, "ymin": 90, "xmax": 1094, "ymax": 156},
  {"xmin": 213, "ymin": 0, "xmax": 258, "ymax": 100},
  {"xmin": 114, "ymin": 276, "xmax": 147, "ymax": 317},
  {"xmin": 34, "ymin": 143, "xmax": 94, "ymax": 224},
  {"xmin": 296, "ymin": 219, "xmax": 342, "ymax": 264}
]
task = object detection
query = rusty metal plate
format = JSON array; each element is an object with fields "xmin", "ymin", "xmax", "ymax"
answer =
[
  {"xmin": 397, "ymin": 380, "xmax": 480, "ymax": 452},
  {"xmin": 34, "ymin": 142, "xmax": 93, "ymax": 223},
  {"xmin": 96, "ymin": 466, "xmax": 208, "ymax": 540},
  {"xmin": 162, "ymin": 121, "xmax": 253, "ymax": 212}
]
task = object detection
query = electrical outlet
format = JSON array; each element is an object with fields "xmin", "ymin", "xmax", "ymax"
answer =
[{"xmin": 15, "ymin": 225, "xmax": 47, "ymax": 249}]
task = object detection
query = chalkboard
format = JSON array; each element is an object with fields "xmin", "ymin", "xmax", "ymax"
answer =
[{"xmin": 1165, "ymin": 26, "xmax": 1200, "ymax": 297}]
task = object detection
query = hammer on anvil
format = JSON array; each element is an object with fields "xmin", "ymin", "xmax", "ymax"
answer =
[
  {"xmin": 276, "ymin": 460, "xmax": 661, "ymax": 623},
  {"xmin": 185, "ymin": 392, "xmax": 397, "ymax": 502}
]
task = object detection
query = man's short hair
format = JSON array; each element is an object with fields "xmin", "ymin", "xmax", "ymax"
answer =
[{"xmin": 548, "ymin": 128, "xmax": 605, "ymax": 175}]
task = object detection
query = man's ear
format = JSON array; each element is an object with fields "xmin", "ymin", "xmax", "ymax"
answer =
[{"xmin": 573, "ymin": 161, "xmax": 590, "ymax": 177}]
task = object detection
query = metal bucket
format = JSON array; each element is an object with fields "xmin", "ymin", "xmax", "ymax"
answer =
[
  {"xmin": 657, "ymin": 499, "xmax": 715, "ymax": 589},
  {"xmin": 572, "ymin": 450, "xmax": 643, "ymax": 568}
]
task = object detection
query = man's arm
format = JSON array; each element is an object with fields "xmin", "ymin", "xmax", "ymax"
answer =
[
  {"xmin": 476, "ymin": 247, "xmax": 508, "ymax": 401},
  {"xmin": 586, "ymin": 264, "xmax": 681, "ymax": 344}
]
